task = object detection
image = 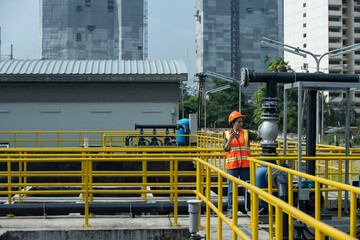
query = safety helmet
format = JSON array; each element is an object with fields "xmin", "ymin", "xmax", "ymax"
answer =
[{"xmin": 228, "ymin": 111, "xmax": 246, "ymax": 125}]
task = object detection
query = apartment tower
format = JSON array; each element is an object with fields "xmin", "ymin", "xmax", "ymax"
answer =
[{"xmin": 285, "ymin": 0, "xmax": 360, "ymax": 103}]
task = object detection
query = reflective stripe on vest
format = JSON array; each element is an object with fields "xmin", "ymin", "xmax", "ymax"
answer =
[{"xmin": 224, "ymin": 129, "xmax": 251, "ymax": 170}]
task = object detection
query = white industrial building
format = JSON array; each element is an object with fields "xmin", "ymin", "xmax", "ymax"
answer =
[{"xmin": 0, "ymin": 60, "xmax": 187, "ymax": 131}]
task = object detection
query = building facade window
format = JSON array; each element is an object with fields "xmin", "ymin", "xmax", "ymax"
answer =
[
  {"xmin": 303, "ymin": 3, "xmax": 306, "ymax": 7},
  {"xmin": 108, "ymin": 0, "xmax": 114, "ymax": 12},
  {"xmin": 329, "ymin": 60, "xmax": 341, "ymax": 65},
  {"xmin": 329, "ymin": 16, "xmax": 341, "ymax": 22},
  {"xmin": 85, "ymin": 0, "xmax": 91, "ymax": 6},
  {"xmin": 303, "ymin": 43, "xmax": 307, "ymax": 48},
  {"xmin": 329, "ymin": 38, "xmax": 341, "ymax": 43},
  {"xmin": 76, "ymin": 33, "xmax": 82, "ymax": 42},
  {"xmin": 303, "ymin": 33, "xmax": 307, "ymax": 38},
  {"xmin": 303, "ymin": 13, "xmax": 306, "ymax": 17},
  {"xmin": 329, "ymin": 6, "xmax": 340, "ymax": 11},
  {"xmin": 329, "ymin": 27, "xmax": 340, "ymax": 32},
  {"xmin": 355, "ymin": 28, "xmax": 360, "ymax": 33},
  {"xmin": 303, "ymin": 23, "xmax": 306, "ymax": 28}
]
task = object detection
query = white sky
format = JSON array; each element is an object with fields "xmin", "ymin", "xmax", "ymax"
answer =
[{"xmin": 0, "ymin": 0, "xmax": 196, "ymax": 79}]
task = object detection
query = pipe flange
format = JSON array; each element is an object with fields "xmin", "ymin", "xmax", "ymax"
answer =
[{"xmin": 240, "ymin": 68, "xmax": 250, "ymax": 87}]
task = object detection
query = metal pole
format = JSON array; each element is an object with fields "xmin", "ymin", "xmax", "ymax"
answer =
[
  {"xmin": 297, "ymin": 82, "xmax": 303, "ymax": 190},
  {"xmin": 204, "ymin": 93, "xmax": 207, "ymax": 132},
  {"xmin": 182, "ymin": 89, "xmax": 184, "ymax": 119},
  {"xmin": 239, "ymin": 83, "xmax": 242, "ymax": 113},
  {"xmin": 283, "ymin": 87, "xmax": 287, "ymax": 157},
  {"xmin": 344, "ymin": 89, "xmax": 350, "ymax": 212}
]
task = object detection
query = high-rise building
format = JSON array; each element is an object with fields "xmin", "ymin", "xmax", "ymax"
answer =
[
  {"xmin": 40, "ymin": 0, "xmax": 144, "ymax": 60},
  {"xmin": 284, "ymin": 0, "xmax": 360, "ymax": 74},
  {"xmin": 195, "ymin": 0, "xmax": 284, "ymax": 97},
  {"xmin": 285, "ymin": 0, "xmax": 360, "ymax": 105}
]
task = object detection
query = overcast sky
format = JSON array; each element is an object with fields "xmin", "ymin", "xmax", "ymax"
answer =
[{"xmin": 0, "ymin": 0, "xmax": 196, "ymax": 79}]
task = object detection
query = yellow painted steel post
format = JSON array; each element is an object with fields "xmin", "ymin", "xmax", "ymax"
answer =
[
  {"xmin": 83, "ymin": 157, "xmax": 90, "ymax": 227},
  {"xmin": 350, "ymin": 192, "xmax": 357, "ymax": 237},
  {"xmin": 268, "ymin": 166, "xmax": 274, "ymax": 240},
  {"xmin": 288, "ymin": 172, "xmax": 293, "ymax": 240},
  {"xmin": 89, "ymin": 158, "xmax": 93, "ymax": 203},
  {"xmin": 23, "ymin": 159, "xmax": 27, "ymax": 198},
  {"xmin": 170, "ymin": 157, "xmax": 174, "ymax": 202},
  {"xmin": 18, "ymin": 159, "xmax": 22, "ymax": 202},
  {"xmin": 7, "ymin": 157, "xmax": 12, "ymax": 205},
  {"xmin": 232, "ymin": 181, "xmax": 238, "ymax": 240},
  {"xmin": 196, "ymin": 159, "xmax": 203, "ymax": 231},
  {"xmin": 173, "ymin": 158, "xmax": 179, "ymax": 226},
  {"xmin": 275, "ymin": 206, "xmax": 283, "ymax": 240},
  {"xmin": 81, "ymin": 154, "xmax": 85, "ymax": 200},
  {"xmin": 315, "ymin": 182, "xmax": 322, "ymax": 239},
  {"xmin": 142, "ymin": 153, "xmax": 147, "ymax": 201},
  {"xmin": 218, "ymin": 172, "xmax": 223, "ymax": 240},
  {"xmin": 206, "ymin": 166, "xmax": 211, "ymax": 239},
  {"xmin": 251, "ymin": 187, "xmax": 259, "ymax": 240},
  {"xmin": 325, "ymin": 160, "xmax": 328, "ymax": 209}
]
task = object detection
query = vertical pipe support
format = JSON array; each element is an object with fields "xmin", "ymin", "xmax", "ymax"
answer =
[{"xmin": 187, "ymin": 199, "xmax": 202, "ymax": 238}]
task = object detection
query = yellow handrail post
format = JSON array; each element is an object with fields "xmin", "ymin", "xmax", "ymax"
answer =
[
  {"xmin": 173, "ymin": 158, "xmax": 179, "ymax": 226},
  {"xmin": 288, "ymin": 172, "xmax": 293, "ymax": 240},
  {"xmin": 196, "ymin": 159, "xmax": 203, "ymax": 231},
  {"xmin": 325, "ymin": 160, "xmax": 328, "ymax": 209},
  {"xmin": 275, "ymin": 206, "xmax": 283, "ymax": 240},
  {"xmin": 83, "ymin": 155, "xmax": 91, "ymax": 227},
  {"xmin": 217, "ymin": 172, "xmax": 223, "ymax": 240},
  {"xmin": 268, "ymin": 166, "xmax": 274, "ymax": 240},
  {"xmin": 142, "ymin": 153, "xmax": 147, "ymax": 201},
  {"xmin": 7, "ymin": 157, "xmax": 12, "ymax": 205},
  {"xmin": 170, "ymin": 156, "xmax": 174, "ymax": 203},
  {"xmin": 232, "ymin": 181, "xmax": 238, "ymax": 240},
  {"xmin": 23, "ymin": 156, "xmax": 28, "ymax": 198},
  {"xmin": 251, "ymin": 184, "xmax": 259, "ymax": 240},
  {"xmin": 206, "ymin": 166, "xmax": 211, "ymax": 238},
  {"xmin": 350, "ymin": 192, "xmax": 357, "ymax": 237}
]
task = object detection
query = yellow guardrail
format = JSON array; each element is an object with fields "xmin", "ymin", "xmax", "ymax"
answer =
[
  {"xmin": 0, "ymin": 147, "xmax": 358, "ymax": 239},
  {"xmin": 0, "ymin": 132, "xmax": 359, "ymax": 239}
]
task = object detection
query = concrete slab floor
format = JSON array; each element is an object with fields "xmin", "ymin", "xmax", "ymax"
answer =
[{"xmin": 0, "ymin": 213, "xmax": 270, "ymax": 240}]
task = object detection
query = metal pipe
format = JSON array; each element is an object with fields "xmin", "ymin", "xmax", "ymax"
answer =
[
  {"xmin": 306, "ymin": 90, "xmax": 316, "ymax": 176},
  {"xmin": 0, "ymin": 201, "xmax": 242, "ymax": 216},
  {"xmin": 241, "ymin": 70, "xmax": 360, "ymax": 86}
]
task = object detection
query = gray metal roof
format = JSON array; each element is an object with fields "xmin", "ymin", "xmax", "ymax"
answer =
[{"xmin": 0, "ymin": 59, "xmax": 187, "ymax": 83}]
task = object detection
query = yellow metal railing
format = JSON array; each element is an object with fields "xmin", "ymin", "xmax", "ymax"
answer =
[
  {"xmin": 0, "ymin": 132, "xmax": 360, "ymax": 239},
  {"xmin": 195, "ymin": 157, "xmax": 358, "ymax": 240}
]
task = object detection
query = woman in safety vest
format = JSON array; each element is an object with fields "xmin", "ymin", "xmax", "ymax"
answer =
[{"xmin": 223, "ymin": 110, "xmax": 260, "ymax": 215}]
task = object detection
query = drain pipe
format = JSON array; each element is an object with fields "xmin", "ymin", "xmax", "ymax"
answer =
[{"xmin": 187, "ymin": 200, "xmax": 202, "ymax": 240}]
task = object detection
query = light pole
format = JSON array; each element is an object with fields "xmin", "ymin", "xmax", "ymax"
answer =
[
  {"xmin": 204, "ymin": 85, "xmax": 231, "ymax": 132},
  {"xmin": 205, "ymin": 71, "xmax": 242, "ymax": 113},
  {"xmin": 261, "ymin": 37, "xmax": 360, "ymax": 143}
]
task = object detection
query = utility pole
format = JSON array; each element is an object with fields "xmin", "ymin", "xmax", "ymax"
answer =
[{"xmin": 195, "ymin": 73, "xmax": 206, "ymax": 130}]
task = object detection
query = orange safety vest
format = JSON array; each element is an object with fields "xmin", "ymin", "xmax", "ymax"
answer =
[{"xmin": 223, "ymin": 129, "xmax": 251, "ymax": 170}]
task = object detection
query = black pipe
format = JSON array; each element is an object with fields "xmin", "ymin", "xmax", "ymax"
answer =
[
  {"xmin": 135, "ymin": 124, "xmax": 181, "ymax": 130},
  {"xmin": 242, "ymin": 70, "xmax": 360, "ymax": 84},
  {"xmin": 306, "ymin": 91, "xmax": 316, "ymax": 175},
  {"xmin": 0, "ymin": 201, "xmax": 245, "ymax": 216}
]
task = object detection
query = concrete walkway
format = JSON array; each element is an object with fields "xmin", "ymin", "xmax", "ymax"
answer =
[{"xmin": 0, "ymin": 213, "xmax": 269, "ymax": 240}]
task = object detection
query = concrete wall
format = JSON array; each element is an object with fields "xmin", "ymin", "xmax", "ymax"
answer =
[{"xmin": 0, "ymin": 83, "xmax": 180, "ymax": 131}]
